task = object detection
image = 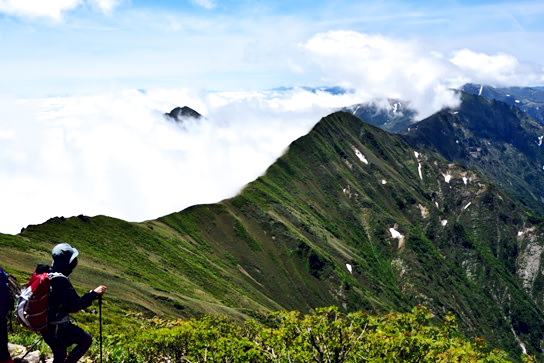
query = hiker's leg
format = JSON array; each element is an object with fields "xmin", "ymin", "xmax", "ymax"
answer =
[
  {"xmin": 44, "ymin": 342, "xmax": 68, "ymax": 363},
  {"xmin": 43, "ymin": 341, "xmax": 67, "ymax": 363},
  {"xmin": 63, "ymin": 325, "xmax": 92, "ymax": 363},
  {"xmin": 51, "ymin": 348, "xmax": 68, "ymax": 363},
  {"xmin": 0, "ymin": 317, "xmax": 10, "ymax": 362},
  {"xmin": 42, "ymin": 331, "xmax": 68, "ymax": 363}
]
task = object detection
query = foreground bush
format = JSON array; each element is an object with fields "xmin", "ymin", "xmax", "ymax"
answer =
[{"xmin": 76, "ymin": 305, "xmax": 535, "ymax": 363}]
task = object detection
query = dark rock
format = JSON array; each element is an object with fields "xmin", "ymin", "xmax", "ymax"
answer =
[
  {"xmin": 164, "ymin": 106, "xmax": 202, "ymax": 123},
  {"xmin": 77, "ymin": 214, "xmax": 91, "ymax": 222}
]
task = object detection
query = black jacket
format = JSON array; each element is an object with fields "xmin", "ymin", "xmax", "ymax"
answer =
[{"xmin": 48, "ymin": 274, "xmax": 97, "ymax": 324}]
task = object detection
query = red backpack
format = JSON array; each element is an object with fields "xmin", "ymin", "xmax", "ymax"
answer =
[{"xmin": 16, "ymin": 265, "xmax": 60, "ymax": 332}]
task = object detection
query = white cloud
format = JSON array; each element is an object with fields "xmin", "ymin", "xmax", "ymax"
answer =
[
  {"xmin": 0, "ymin": 0, "xmax": 122, "ymax": 20},
  {"xmin": 450, "ymin": 49, "xmax": 544, "ymax": 86},
  {"xmin": 89, "ymin": 0, "xmax": 123, "ymax": 14},
  {"xmin": 191, "ymin": 0, "xmax": 216, "ymax": 10},
  {"xmin": 0, "ymin": 0, "xmax": 82, "ymax": 20},
  {"xmin": 300, "ymin": 31, "xmax": 463, "ymax": 118}
]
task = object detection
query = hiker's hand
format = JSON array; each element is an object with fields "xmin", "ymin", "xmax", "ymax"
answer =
[{"xmin": 94, "ymin": 285, "xmax": 107, "ymax": 295}]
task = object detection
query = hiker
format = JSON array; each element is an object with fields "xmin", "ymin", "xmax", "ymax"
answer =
[
  {"xmin": 1, "ymin": 266, "xmax": 19, "ymax": 363},
  {"xmin": 41, "ymin": 243, "xmax": 107, "ymax": 363}
]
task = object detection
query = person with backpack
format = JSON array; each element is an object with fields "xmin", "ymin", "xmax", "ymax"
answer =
[{"xmin": 41, "ymin": 243, "xmax": 107, "ymax": 363}]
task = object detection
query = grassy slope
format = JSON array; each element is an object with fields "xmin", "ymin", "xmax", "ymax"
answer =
[{"xmin": 2, "ymin": 111, "xmax": 544, "ymax": 358}]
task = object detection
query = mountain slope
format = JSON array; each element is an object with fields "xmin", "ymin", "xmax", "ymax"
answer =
[
  {"xmin": 403, "ymin": 92, "xmax": 544, "ymax": 215},
  {"xmin": 463, "ymin": 84, "xmax": 544, "ymax": 124},
  {"xmin": 343, "ymin": 99, "xmax": 417, "ymax": 133},
  {"xmin": 225, "ymin": 111, "xmax": 544, "ymax": 356},
  {"xmin": 2, "ymin": 111, "xmax": 544, "ymax": 358}
]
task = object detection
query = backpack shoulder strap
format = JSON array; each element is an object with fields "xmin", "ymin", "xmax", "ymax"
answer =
[
  {"xmin": 8, "ymin": 274, "xmax": 20, "ymax": 303},
  {"xmin": 47, "ymin": 273, "xmax": 67, "ymax": 292}
]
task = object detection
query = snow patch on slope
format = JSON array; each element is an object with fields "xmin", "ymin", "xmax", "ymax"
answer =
[
  {"xmin": 389, "ymin": 227, "xmax": 405, "ymax": 249},
  {"xmin": 414, "ymin": 151, "xmax": 423, "ymax": 180},
  {"xmin": 352, "ymin": 146, "xmax": 368, "ymax": 164}
]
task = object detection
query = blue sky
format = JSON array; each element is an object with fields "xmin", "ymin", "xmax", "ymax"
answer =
[
  {"xmin": 0, "ymin": 0, "xmax": 544, "ymax": 234},
  {"xmin": 1, "ymin": 0, "xmax": 543, "ymax": 96}
]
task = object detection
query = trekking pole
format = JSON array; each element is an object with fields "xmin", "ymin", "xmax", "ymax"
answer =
[
  {"xmin": 19, "ymin": 337, "xmax": 42, "ymax": 361},
  {"xmin": 99, "ymin": 294, "xmax": 103, "ymax": 363}
]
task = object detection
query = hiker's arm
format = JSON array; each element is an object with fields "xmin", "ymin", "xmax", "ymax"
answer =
[{"xmin": 54, "ymin": 277, "xmax": 98, "ymax": 311}]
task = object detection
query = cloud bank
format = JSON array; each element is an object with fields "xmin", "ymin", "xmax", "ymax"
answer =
[{"xmin": 0, "ymin": 88, "xmax": 362, "ymax": 234}]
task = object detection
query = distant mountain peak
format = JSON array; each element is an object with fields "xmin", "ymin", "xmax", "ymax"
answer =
[
  {"xmin": 343, "ymin": 98, "xmax": 417, "ymax": 133},
  {"xmin": 461, "ymin": 83, "xmax": 544, "ymax": 124},
  {"xmin": 164, "ymin": 106, "xmax": 202, "ymax": 122},
  {"xmin": 272, "ymin": 86, "xmax": 354, "ymax": 95},
  {"xmin": 404, "ymin": 91, "xmax": 544, "ymax": 214}
]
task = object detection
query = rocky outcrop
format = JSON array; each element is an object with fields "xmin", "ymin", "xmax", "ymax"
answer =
[
  {"xmin": 164, "ymin": 106, "xmax": 202, "ymax": 123},
  {"xmin": 9, "ymin": 343, "xmax": 47, "ymax": 363}
]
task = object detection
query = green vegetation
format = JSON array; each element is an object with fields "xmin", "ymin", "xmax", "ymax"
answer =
[{"xmin": 10, "ymin": 305, "xmax": 534, "ymax": 362}]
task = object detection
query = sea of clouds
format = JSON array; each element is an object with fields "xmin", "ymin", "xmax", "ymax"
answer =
[{"xmin": 1, "ymin": 30, "xmax": 542, "ymax": 234}]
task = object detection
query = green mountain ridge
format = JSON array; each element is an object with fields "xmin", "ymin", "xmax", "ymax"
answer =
[
  {"xmin": 404, "ymin": 92, "xmax": 544, "ymax": 215},
  {"xmin": 462, "ymin": 84, "xmax": 544, "ymax": 124},
  {"xmin": 3, "ymin": 108, "xmax": 544, "ymax": 359}
]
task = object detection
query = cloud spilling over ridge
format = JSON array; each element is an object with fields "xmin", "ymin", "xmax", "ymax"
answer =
[
  {"xmin": 300, "ymin": 31, "xmax": 544, "ymax": 118},
  {"xmin": 0, "ymin": 88, "xmax": 361, "ymax": 234}
]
